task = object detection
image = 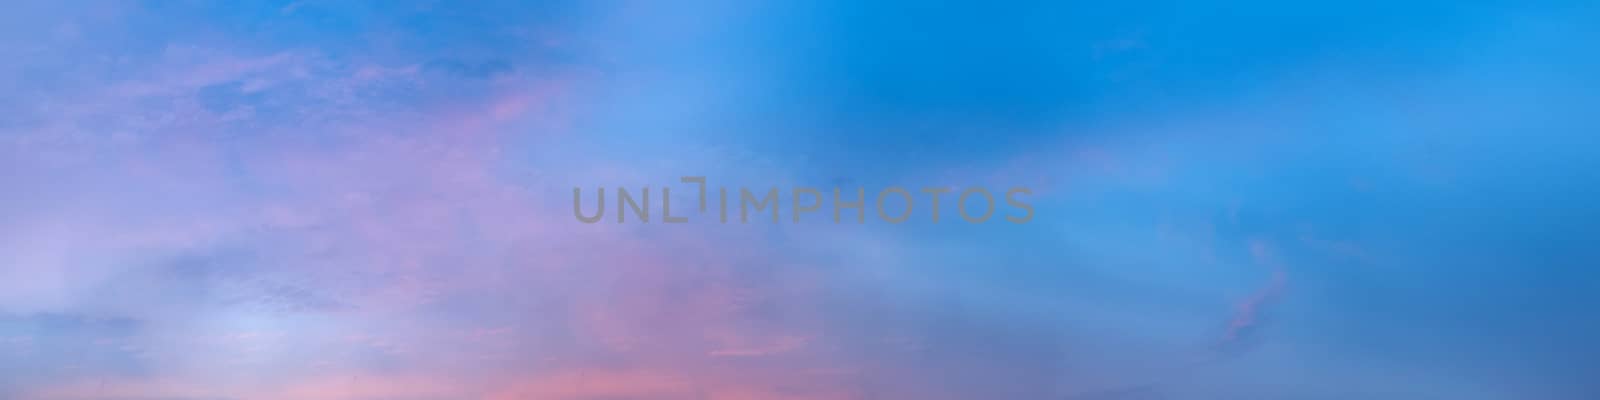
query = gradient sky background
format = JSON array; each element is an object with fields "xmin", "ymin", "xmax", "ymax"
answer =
[{"xmin": 2, "ymin": 1, "xmax": 1598, "ymax": 399}]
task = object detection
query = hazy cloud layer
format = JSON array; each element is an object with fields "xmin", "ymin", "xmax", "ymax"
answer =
[{"xmin": 2, "ymin": 1, "xmax": 1597, "ymax": 399}]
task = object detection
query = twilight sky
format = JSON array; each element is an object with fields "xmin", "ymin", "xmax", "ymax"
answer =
[{"xmin": 2, "ymin": 1, "xmax": 1598, "ymax": 399}]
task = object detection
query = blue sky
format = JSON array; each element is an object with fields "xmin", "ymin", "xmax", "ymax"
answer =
[{"xmin": 1, "ymin": 1, "xmax": 1597, "ymax": 399}]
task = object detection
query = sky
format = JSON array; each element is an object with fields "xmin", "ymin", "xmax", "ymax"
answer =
[{"xmin": 1, "ymin": 1, "xmax": 1598, "ymax": 399}]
